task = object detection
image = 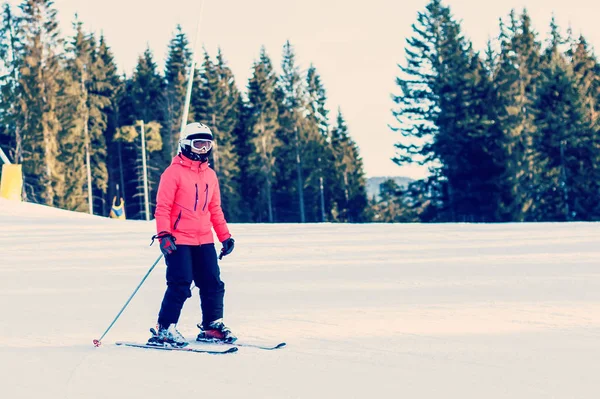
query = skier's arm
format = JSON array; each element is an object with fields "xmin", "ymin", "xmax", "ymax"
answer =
[
  {"xmin": 209, "ymin": 178, "xmax": 231, "ymax": 242},
  {"xmin": 155, "ymin": 167, "xmax": 178, "ymax": 234}
]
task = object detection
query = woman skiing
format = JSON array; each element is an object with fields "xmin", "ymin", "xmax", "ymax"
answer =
[{"xmin": 148, "ymin": 122, "xmax": 236, "ymax": 347}]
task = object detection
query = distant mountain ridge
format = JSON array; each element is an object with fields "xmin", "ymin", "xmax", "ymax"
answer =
[{"xmin": 366, "ymin": 176, "xmax": 413, "ymax": 199}]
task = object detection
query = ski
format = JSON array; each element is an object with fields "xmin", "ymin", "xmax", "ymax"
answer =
[
  {"xmin": 195, "ymin": 338, "xmax": 286, "ymax": 350},
  {"xmin": 195, "ymin": 323, "xmax": 286, "ymax": 350},
  {"xmin": 229, "ymin": 341, "xmax": 286, "ymax": 350},
  {"xmin": 116, "ymin": 341, "xmax": 238, "ymax": 354}
]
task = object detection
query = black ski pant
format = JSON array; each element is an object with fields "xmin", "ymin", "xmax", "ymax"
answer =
[{"xmin": 157, "ymin": 244, "xmax": 225, "ymax": 327}]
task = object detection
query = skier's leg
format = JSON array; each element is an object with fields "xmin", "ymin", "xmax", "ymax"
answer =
[
  {"xmin": 191, "ymin": 244, "xmax": 225, "ymax": 326},
  {"xmin": 157, "ymin": 245, "xmax": 194, "ymax": 326}
]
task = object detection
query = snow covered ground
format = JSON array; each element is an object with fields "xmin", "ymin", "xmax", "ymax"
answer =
[{"xmin": 1, "ymin": 198, "xmax": 599, "ymax": 398}]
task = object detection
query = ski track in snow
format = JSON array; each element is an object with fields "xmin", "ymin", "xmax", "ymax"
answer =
[{"xmin": 1, "ymin": 198, "xmax": 600, "ymax": 398}]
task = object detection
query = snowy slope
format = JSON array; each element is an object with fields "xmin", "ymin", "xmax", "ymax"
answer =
[{"xmin": 1, "ymin": 198, "xmax": 599, "ymax": 398}]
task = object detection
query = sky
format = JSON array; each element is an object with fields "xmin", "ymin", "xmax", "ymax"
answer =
[{"xmin": 7, "ymin": 0, "xmax": 600, "ymax": 178}]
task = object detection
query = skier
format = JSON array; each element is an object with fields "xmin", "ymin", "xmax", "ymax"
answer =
[{"xmin": 148, "ymin": 122, "xmax": 236, "ymax": 347}]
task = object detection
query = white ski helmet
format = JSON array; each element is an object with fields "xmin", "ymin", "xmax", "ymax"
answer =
[{"xmin": 179, "ymin": 122, "xmax": 214, "ymax": 162}]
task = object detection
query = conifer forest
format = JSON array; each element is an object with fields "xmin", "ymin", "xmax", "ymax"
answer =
[{"xmin": 1, "ymin": 0, "xmax": 599, "ymax": 223}]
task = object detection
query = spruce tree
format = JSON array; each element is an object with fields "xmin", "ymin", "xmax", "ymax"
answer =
[
  {"xmin": 392, "ymin": 0, "xmax": 455, "ymax": 221},
  {"xmin": 231, "ymin": 99, "xmax": 253, "ymax": 222},
  {"xmin": 530, "ymin": 20, "xmax": 575, "ymax": 220},
  {"xmin": 58, "ymin": 21, "xmax": 113, "ymax": 214},
  {"xmin": 97, "ymin": 34, "xmax": 122, "ymax": 216},
  {"xmin": 428, "ymin": 20, "xmax": 495, "ymax": 222},
  {"xmin": 244, "ymin": 47, "xmax": 280, "ymax": 222},
  {"xmin": 370, "ymin": 179, "xmax": 417, "ymax": 222},
  {"xmin": 304, "ymin": 64, "xmax": 334, "ymax": 222},
  {"xmin": 274, "ymin": 40, "xmax": 306, "ymax": 222},
  {"xmin": 392, "ymin": 0, "xmax": 501, "ymax": 222},
  {"xmin": 0, "ymin": 3, "xmax": 22, "ymax": 165},
  {"xmin": 192, "ymin": 49, "xmax": 241, "ymax": 221},
  {"xmin": 305, "ymin": 65, "xmax": 329, "ymax": 137},
  {"xmin": 114, "ymin": 77, "xmax": 137, "ymax": 217},
  {"xmin": 17, "ymin": 0, "xmax": 63, "ymax": 205},
  {"xmin": 118, "ymin": 49, "xmax": 164, "ymax": 219},
  {"xmin": 112, "ymin": 119, "xmax": 162, "ymax": 220},
  {"xmin": 330, "ymin": 109, "xmax": 368, "ymax": 222},
  {"xmin": 493, "ymin": 10, "xmax": 542, "ymax": 221},
  {"xmin": 86, "ymin": 33, "xmax": 116, "ymax": 215},
  {"xmin": 134, "ymin": 49, "xmax": 164, "ymax": 218},
  {"xmin": 130, "ymin": 47, "xmax": 164, "ymax": 124},
  {"xmin": 163, "ymin": 25, "xmax": 191, "ymax": 160},
  {"xmin": 57, "ymin": 18, "xmax": 91, "ymax": 212},
  {"xmin": 567, "ymin": 35, "xmax": 600, "ymax": 219}
]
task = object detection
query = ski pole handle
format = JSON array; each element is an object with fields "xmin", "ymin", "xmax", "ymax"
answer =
[{"xmin": 93, "ymin": 254, "xmax": 163, "ymax": 347}]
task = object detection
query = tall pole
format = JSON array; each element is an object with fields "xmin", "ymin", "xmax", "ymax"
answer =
[
  {"xmin": 211, "ymin": 113, "xmax": 219, "ymax": 172},
  {"xmin": 295, "ymin": 125, "xmax": 305, "ymax": 223},
  {"xmin": 139, "ymin": 120, "xmax": 150, "ymax": 221},
  {"xmin": 85, "ymin": 142, "xmax": 93, "ymax": 215},
  {"xmin": 178, "ymin": 0, "xmax": 205, "ymax": 144},
  {"xmin": 319, "ymin": 159, "xmax": 326, "ymax": 222},
  {"xmin": 0, "ymin": 146, "xmax": 11, "ymax": 164},
  {"xmin": 83, "ymin": 66, "xmax": 93, "ymax": 215}
]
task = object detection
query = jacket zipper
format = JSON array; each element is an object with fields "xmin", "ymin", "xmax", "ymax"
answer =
[
  {"xmin": 202, "ymin": 184, "xmax": 209, "ymax": 211},
  {"xmin": 173, "ymin": 210, "xmax": 182, "ymax": 230},
  {"xmin": 194, "ymin": 184, "xmax": 198, "ymax": 211}
]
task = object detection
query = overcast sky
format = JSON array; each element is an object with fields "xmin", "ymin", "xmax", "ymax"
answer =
[{"xmin": 8, "ymin": 0, "xmax": 600, "ymax": 178}]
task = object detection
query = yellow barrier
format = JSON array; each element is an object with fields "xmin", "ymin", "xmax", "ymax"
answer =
[{"xmin": 0, "ymin": 164, "xmax": 23, "ymax": 201}]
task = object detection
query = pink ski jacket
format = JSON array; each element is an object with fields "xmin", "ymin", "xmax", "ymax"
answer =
[{"xmin": 154, "ymin": 154, "xmax": 231, "ymax": 245}]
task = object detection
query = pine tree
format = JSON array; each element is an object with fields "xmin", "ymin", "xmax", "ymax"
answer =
[
  {"xmin": 429, "ymin": 18, "xmax": 496, "ymax": 222},
  {"xmin": 163, "ymin": 25, "xmax": 191, "ymax": 160},
  {"xmin": 391, "ymin": 0, "xmax": 455, "ymax": 221},
  {"xmin": 430, "ymin": 43, "xmax": 505, "ymax": 223},
  {"xmin": 493, "ymin": 10, "xmax": 542, "ymax": 221},
  {"xmin": 114, "ymin": 77, "xmax": 136, "ymax": 217},
  {"xmin": 130, "ymin": 47, "xmax": 164, "ymax": 124},
  {"xmin": 191, "ymin": 51, "xmax": 214, "ymax": 122},
  {"xmin": 57, "ymin": 20, "xmax": 112, "ymax": 214},
  {"xmin": 304, "ymin": 64, "xmax": 333, "ymax": 222},
  {"xmin": 56, "ymin": 18, "xmax": 91, "ymax": 212},
  {"xmin": 244, "ymin": 47, "xmax": 280, "ymax": 222},
  {"xmin": 17, "ymin": 0, "xmax": 63, "ymax": 205},
  {"xmin": 118, "ymin": 49, "xmax": 164, "ymax": 219},
  {"xmin": 0, "ymin": 3, "xmax": 22, "ymax": 165},
  {"xmin": 529, "ymin": 20, "xmax": 573, "ymax": 220},
  {"xmin": 274, "ymin": 40, "xmax": 306, "ymax": 222},
  {"xmin": 192, "ymin": 49, "xmax": 241, "ymax": 221},
  {"xmin": 392, "ymin": 0, "xmax": 501, "ymax": 222},
  {"xmin": 567, "ymin": 35, "xmax": 600, "ymax": 219},
  {"xmin": 112, "ymin": 120, "xmax": 162, "ymax": 220},
  {"xmin": 133, "ymin": 49, "xmax": 164, "ymax": 218},
  {"xmin": 96, "ymin": 34, "xmax": 123, "ymax": 216},
  {"xmin": 87, "ymin": 33, "xmax": 116, "ymax": 215},
  {"xmin": 370, "ymin": 179, "xmax": 417, "ymax": 222},
  {"xmin": 231, "ymin": 99, "xmax": 253, "ymax": 222},
  {"xmin": 305, "ymin": 65, "xmax": 329, "ymax": 137},
  {"xmin": 330, "ymin": 109, "xmax": 368, "ymax": 222}
]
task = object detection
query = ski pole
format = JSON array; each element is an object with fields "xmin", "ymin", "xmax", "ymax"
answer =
[{"xmin": 93, "ymin": 254, "xmax": 163, "ymax": 347}]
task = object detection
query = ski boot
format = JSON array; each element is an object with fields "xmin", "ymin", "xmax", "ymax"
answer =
[
  {"xmin": 196, "ymin": 319, "xmax": 237, "ymax": 343},
  {"xmin": 147, "ymin": 324, "xmax": 188, "ymax": 347}
]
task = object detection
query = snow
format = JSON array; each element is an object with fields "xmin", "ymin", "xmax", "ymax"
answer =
[{"xmin": 1, "ymin": 198, "xmax": 599, "ymax": 398}]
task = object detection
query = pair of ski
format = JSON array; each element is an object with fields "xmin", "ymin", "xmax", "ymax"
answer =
[{"xmin": 116, "ymin": 337, "xmax": 286, "ymax": 355}]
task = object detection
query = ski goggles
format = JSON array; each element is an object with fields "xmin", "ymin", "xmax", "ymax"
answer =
[{"xmin": 182, "ymin": 138, "xmax": 213, "ymax": 153}]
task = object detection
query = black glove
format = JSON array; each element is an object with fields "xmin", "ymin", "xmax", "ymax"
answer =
[
  {"xmin": 219, "ymin": 237, "xmax": 235, "ymax": 260},
  {"xmin": 151, "ymin": 231, "xmax": 177, "ymax": 256}
]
